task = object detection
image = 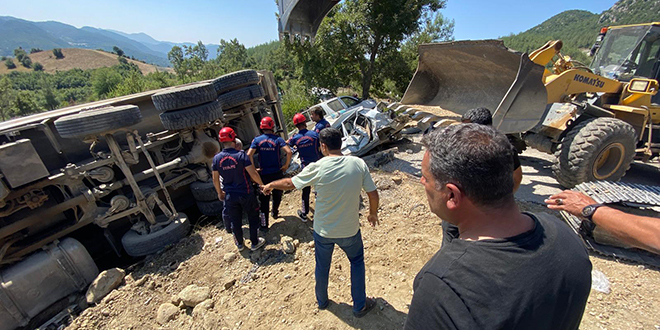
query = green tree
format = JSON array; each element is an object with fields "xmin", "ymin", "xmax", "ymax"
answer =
[
  {"xmin": 30, "ymin": 48, "xmax": 43, "ymax": 54},
  {"xmin": 13, "ymin": 91, "xmax": 41, "ymax": 116},
  {"xmin": 168, "ymin": 41, "xmax": 219, "ymax": 82},
  {"xmin": 33, "ymin": 62, "xmax": 44, "ymax": 71},
  {"xmin": 168, "ymin": 46, "xmax": 189, "ymax": 81},
  {"xmin": 0, "ymin": 76, "xmax": 16, "ymax": 121},
  {"xmin": 295, "ymin": 0, "xmax": 448, "ymax": 99},
  {"xmin": 20, "ymin": 56, "xmax": 32, "ymax": 68},
  {"xmin": 109, "ymin": 71, "xmax": 144, "ymax": 97},
  {"xmin": 113, "ymin": 46, "xmax": 125, "ymax": 57},
  {"xmin": 217, "ymin": 38, "xmax": 253, "ymax": 73},
  {"xmin": 4, "ymin": 58, "xmax": 16, "ymax": 69},
  {"xmin": 187, "ymin": 41, "xmax": 208, "ymax": 62},
  {"xmin": 92, "ymin": 67, "xmax": 123, "ymax": 97},
  {"xmin": 14, "ymin": 48, "xmax": 27, "ymax": 62},
  {"xmin": 53, "ymin": 48, "xmax": 64, "ymax": 59},
  {"xmin": 42, "ymin": 87, "xmax": 59, "ymax": 110}
]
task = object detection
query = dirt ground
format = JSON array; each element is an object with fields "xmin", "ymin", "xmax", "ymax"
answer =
[{"xmin": 65, "ymin": 135, "xmax": 660, "ymax": 330}]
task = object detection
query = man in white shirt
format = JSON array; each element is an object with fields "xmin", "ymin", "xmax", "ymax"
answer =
[{"xmin": 263, "ymin": 128, "xmax": 379, "ymax": 317}]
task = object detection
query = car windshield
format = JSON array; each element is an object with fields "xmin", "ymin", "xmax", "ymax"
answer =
[
  {"xmin": 341, "ymin": 96, "xmax": 359, "ymax": 107},
  {"xmin": 327, "ymin": 99, "xmax": 345, "ymax": 112},
  {"xmin": 591, "ymin": 25, "xmax": 660, "ymax": 81}
]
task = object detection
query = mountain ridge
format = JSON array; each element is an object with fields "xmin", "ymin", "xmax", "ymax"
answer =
[
  {"xmin": 0, "ymin": 17, "xmax": 221, "ymax": 66},
  {"xmin": 501, "ymin": 0, "xmax": 660, "ymax": 61}
]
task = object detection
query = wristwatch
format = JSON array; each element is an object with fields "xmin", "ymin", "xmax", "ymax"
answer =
[{"xmin": 581, "ymin": 204, "xmax": 604, "ymax": 220}]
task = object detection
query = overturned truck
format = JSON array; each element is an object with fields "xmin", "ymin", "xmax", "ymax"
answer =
[{"xmin": 0, "ymin": 70, "xmax": 286, "ymax": 329}]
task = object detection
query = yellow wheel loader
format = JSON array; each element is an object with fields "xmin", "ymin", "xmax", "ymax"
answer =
[{"xmin": 402, "ymin": 22, "xmax": 660, "ymax": 187}]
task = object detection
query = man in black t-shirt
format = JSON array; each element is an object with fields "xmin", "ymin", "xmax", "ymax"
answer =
[{"xmin": 405, "ymin": 124, "xmax": 591, "ymax": 330}]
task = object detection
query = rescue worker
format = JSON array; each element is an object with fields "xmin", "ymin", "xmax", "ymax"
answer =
[
  {"xmin": 310, "ymin": 107, "xmax": 331, "ymax": 133},
  {"xmin": 213, "ymin": 127, "xmax": 266, "ymax": 251},
  {"xmin": 288, "ymin": 113, "xmax": 322, "ymax": 222},
  {"xmin": 247, "ymin": 117, "xmax": 292, "ymax": 232},
  {"xmin": 219, "ymin": 138, "xmax": 243, "ymax": 233}
]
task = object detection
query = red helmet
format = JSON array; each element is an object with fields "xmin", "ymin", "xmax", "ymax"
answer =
[
  {"xmin": 260, "ymin": 117, "xmax": 275, "ymax": 130},
  {"xmin": 293, "ymin": 113, "xmax": 306, "ymax": 125},
  {"xmin": 218, "ymin": 127, "xmax": 236, "ymax": 142}
]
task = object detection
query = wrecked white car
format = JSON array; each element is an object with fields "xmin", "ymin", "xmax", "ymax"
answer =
[
  {"xmin": 304, "ymin": 96, "xmax": 378, "ymax": 124},
  {"xmin": 332, "ymin": 106, "xmax": 409, "ymax": 156}
]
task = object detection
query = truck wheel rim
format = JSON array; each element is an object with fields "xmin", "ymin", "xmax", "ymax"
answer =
[{"xmin": 593, "ymin": 142, "xmax": 624, "ymax": 180}]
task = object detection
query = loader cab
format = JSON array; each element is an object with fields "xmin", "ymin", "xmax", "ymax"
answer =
[{"xmin": 591, "ymin": 24, "xmax": 660, "ymax": 87}]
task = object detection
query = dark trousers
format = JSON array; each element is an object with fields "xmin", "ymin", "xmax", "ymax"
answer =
[
  {"xmin": 301, "ymin": 186, "xmax": 311, "ymax": 215},
  {"xmin": 313, "ymin": 230, "xmax": 366, "ymax": 312},
  {"xmin": 258, "ymin": 171, "xmax": 284, "ymax": 228},
  {"xmin": 223, "ymin": 192, "xmax": 260, "ymax": 246}
]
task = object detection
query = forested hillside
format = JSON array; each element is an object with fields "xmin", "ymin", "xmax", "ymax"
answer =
[
  {"xmin": 1, "ymin": 0, "xmax": 454, "ymax": 126},
  {"xmin": 502, "ymin": 0, "xmax": 660, "ymax": 62},
  {"xmin": 5, "ymin": 0, "xmax": 657, "ymax": 126}
]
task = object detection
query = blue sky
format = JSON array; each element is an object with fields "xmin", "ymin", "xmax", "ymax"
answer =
[{"xmin": 2, "ymin": 0, "xmax": 616, "ymax": 47}]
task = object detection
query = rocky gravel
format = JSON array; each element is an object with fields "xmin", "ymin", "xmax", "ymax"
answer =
[{"xmin": 64, "ymin": 129, "xmax": 660, "ymax": 330}]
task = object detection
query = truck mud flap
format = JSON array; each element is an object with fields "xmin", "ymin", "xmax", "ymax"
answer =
[{"xmin": 401, "ymin": 40, "xmax": 547, "ymax": 134}]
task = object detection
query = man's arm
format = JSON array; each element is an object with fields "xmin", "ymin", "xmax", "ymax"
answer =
[
  {"xmin": 512, "ymin": 167, "xmax": 523, "ymax": 193},
  {"xmin": 245, "ymin": 165, "xmax": 263, "ymax": 186},
  {"xmin": 246, "ymin": 148, "xmax": 257, "ymax": 169},
  {"xmin": 212, "ymin": 171, "xmax": 224, "ymax": 201},
  {"xmin": 281, "ymin": 145, "xmax": 292, "ymax": 171},
  {"xmin": 546, "ymin": 190, "xmax": 660, "ymax": 254},
  {"xmin": 366, "ymin": 190, "xmax": 379, "ymax": 227},
  {"xmin": 263, "ymin": 178, "xmax": 296, "ymax": 194}
]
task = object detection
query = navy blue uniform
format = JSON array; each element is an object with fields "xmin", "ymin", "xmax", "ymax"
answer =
[
  {"xmin": 250, "ymin": 134, "xmax": 287, "ymax": 175},
  {"xmin": 314, "ymin": 118, "xmax": 331, "ymax": 133},
  {"xmin": 249, "ymin": 134, "xmax": 287, "ymax": 229},
  {"xmin": 212, "ymin": 148, "xmax": 259, "ymax": 246},
  {"xmin": 288, "ymin": 129, "xmax": 321, "ymax": 215},
  {"xmin": 288, "ymin": 129, "xmax": 321, "ymax": 166}
]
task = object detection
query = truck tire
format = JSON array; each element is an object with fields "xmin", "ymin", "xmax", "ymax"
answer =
[
  {"xmin": 159, "ymin": 100, "xmax": 224, "ymax": 130},
  {"xmin": 197, "ymin": 200, "xmax": 224, "ymax": 216},
  {"xmin": 552, "ymin": 117, "xmax": 636, "ymax": 188},
  {"xmin": 217, "ymin": 84, "xmax": 264, "ymax": 110},
  {"xmin": 151, "ymin": 83, "xmax": 216, "ymax": 112},
  {"xmin": 213, "ymin": 70, "xmax": 260, "ymax": 95},
  {"xmin": 121, "ymin": 213, "xmax": 190, "ymax": 257},
  {"xmin": 190, "ymin": 181, "xmax": 218, "ymax": 202},
  {"xmin": 54, "ymin": 105, "xmax": 142, "ymax": 138}
]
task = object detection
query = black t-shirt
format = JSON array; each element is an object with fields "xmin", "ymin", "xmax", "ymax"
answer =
[{"xmin": 405, "ymin": 213, "xmax": 592, "ymax": 330}]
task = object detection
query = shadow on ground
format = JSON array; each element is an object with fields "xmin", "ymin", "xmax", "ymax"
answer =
[{"xmin": 326, "ymin": 297, "xmax": 408, "ymax": 330}]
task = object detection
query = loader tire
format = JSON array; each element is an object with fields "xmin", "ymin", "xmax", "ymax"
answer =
[
  {"xmin": 159, "ymin": 100, "xmax": 224, "ymax": 130},
  {"xmin": 54, "ymin": 105, "xmax": 142, "ymax": 138},
  {"xmin": 197, "ymin": 200, "xmax": 224, "ymax": 216},
  {"xmin": 552, "ymin": 117, "xmax": 636, "ymax": 188},
  {"xmin": 190, "ymin": 181, "xmax": 218, "ymax": 202},
  {"xmin": 212, "ymin": 70, "xmax": 260, "ymax": 95},
  {"xmin": 217, "ymin": 84, "xmax": 264, "ymax": 110},
  {"xmin": 121, "ymin": 213, "xmax": 190, "ymax": 257},
  {"xmin": 151, "ymin": 83, "xmax": 216, "ymax": 112}
]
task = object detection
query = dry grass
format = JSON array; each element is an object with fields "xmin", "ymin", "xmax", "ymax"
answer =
[{"xmin": 0, "ymin": 48, "xmax": 170, "ymax": 75}]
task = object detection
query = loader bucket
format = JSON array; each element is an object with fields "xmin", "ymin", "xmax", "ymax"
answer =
[
  {"xmin": 277, "ymin": 0, "xmax": 340, "ymax": 42},
  {"xmin": 401, "ymin": 40, "xmax": 548, "ymax": 134}
]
